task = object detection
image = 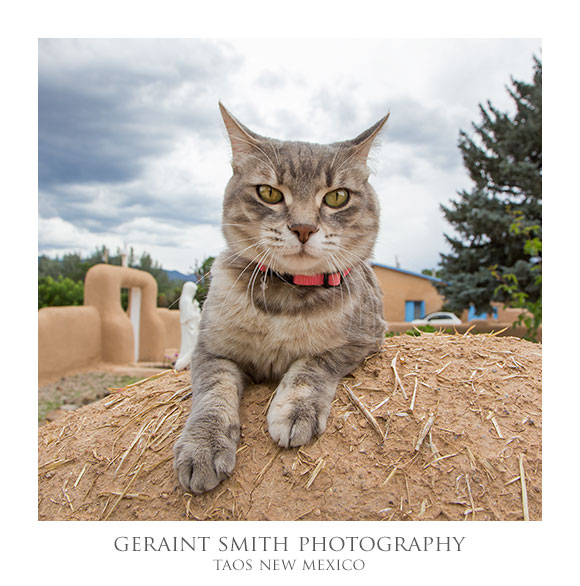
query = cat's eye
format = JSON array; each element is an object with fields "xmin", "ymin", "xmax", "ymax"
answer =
[
  {"xmin": 257, "ymin": 185, "xmax": 283, "ymax": 204},
  {"xmin": 324, "ymin": 188, "xmax": 349, "ymax": 208}
]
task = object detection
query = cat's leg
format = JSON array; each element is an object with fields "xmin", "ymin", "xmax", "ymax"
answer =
[
  {"xmin": 267, "ymin": 344, "xmax": 375, "ymax": 448},
  {"xmin": 173, "ymin": 352, "xmax": 248, "ymax": 494}
]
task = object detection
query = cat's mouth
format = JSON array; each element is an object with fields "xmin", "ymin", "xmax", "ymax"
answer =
[
  {"xmin": 290, "ymin": 249, "xmax": 316, "ymax": 258},
  {"xmin": 275, "ymin": 247, "xmax": 331, "ymax": 275},
  {"xmin": 280, "ymin": 248, "xmax": 320, "ymax": 264},
  {"xmin": 280, "ymin": 239, "xmax": 319, "ymax": 257}
]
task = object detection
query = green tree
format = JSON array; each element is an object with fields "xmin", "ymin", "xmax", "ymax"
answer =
[
  {"xmin": 193, "ymin": 256, "xmax": 215, "ymax": 308},
  {"xmin": 39, "ymin": 248, "xmax": 104, "ymax": 281},
  {"xmin": 135, "ymin": 251, "xmax": 172, "ymax": 303},
  {"xmin": 491, "ymin": 211, "xmax": 542, "ymax": 340},
  {"xmin": 437, "ymin": 56, "xmax": 541, "ymax": 316},
  {"xmin": 421, "ymin": 268, "xmax": 442, "ymax": 278},
  {"xmin": 38, "ymin": 255, "xmax": 62, "ymax": 279},
  {"xmin": 38, "ymin": 276, "xmax": 84, "ymax": 309}
]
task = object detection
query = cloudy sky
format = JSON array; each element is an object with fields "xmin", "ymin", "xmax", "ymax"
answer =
[{"xmin": 38, "ymin": 38, "xmax": 541, "ymax": 275}]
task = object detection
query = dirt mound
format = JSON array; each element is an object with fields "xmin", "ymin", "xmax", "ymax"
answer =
[{"xmin": 38, "ymin": 332, "xmax": 541, "ymax": 521}]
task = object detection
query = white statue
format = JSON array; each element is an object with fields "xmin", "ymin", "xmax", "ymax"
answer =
[{"xmin": 174, "ymin": 281, "xmax": 201, "ymax": 370}]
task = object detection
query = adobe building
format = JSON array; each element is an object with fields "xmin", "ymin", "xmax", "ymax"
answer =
[
  {"xmin": 371, "ymin": 262, "xmax": 523, "ymax": 326},
  {"xmin": 372, "ymin": 263, "xmax": 447, "ymax": 322}
]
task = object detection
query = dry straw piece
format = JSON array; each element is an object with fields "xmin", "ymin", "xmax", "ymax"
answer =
[
  {"xmin": 486, "ymin": 411, "xmax": 504, "ymax": 439},
  {"xmin": 343, "ymin": 383, "xmax": 384, "ymax": 440},
  {"xmin": 390, "ymin": 351, "xmax": 408, "ymax": 399},
  {"xmin": 415, "ymin": 414, "xmax": 435, "ymax": 452},
  {"xmin": 409, "ymin": 377, "xmax": 419, "ymax": 413},
  {"xmin": 519, "ymin": 454, "xmax": 530, "ymax": 521},
  {"xmin": 304, "ymin": 457, "xmax": 325, "ymax": 490}
]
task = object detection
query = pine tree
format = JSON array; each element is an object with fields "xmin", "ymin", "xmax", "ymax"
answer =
[{"xmin": 437, "ymin": 56, "xmax": 541, "ymax": 315}]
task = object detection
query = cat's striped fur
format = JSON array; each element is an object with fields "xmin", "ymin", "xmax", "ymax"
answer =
[{"xmin": 174, "ymin": 104, "xmax": 388, "ymax": 494}]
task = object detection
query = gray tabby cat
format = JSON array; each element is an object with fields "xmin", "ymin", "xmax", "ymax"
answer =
[{"xmin": 174, "ymin": 103, "xmax": 388, "ymax": 494}]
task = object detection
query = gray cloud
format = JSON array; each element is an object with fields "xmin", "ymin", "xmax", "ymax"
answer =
[
  {"xmin": 39, "ymin": 39, "xmax": 242, "ymax": 189},
  {"xmin": 38, "ymin": 39, "xmax": 240, "ymax": 240},
  {"xmin": 39, "ymin": 181, "xmax": 224, "ymax": 235},
  {"xmin": 369, "ymin": 97, "xmax": 464, "ymax": 176},
  {"xmin": 311, "ymin": 87, "xmax": 360, "ymax": 137},
  {"xmin": 254, "ymin": 70, "xmax": 288, "ymax": 89}
]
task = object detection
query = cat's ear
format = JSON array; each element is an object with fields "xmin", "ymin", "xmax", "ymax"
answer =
[
  {"xmin": 347, "ymin": 113, "xmax": 390, "ymax": 162},
  {"xmin": 219, "ymin": 102, "xmax": 262, "ymax": 163}
]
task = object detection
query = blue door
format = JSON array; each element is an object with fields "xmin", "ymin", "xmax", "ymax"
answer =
[{"xmin": 405, "ymin": 300, "xmax": 425, "ymax": 321}]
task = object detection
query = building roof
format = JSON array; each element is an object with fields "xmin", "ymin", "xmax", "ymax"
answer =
[{"xmin": 371, "ymin": 262, "xmax": 445, "ymax": 283}]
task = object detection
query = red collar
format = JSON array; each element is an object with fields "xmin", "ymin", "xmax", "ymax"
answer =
[{"xmin": 258, "ymin": 264, "xmax": 351, "ymax": 287}]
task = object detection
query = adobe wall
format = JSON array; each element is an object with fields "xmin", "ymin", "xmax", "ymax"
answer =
[
  {"xmin": 39, "ymin": 265, "xmax": 183, "ymax": 384},
  {"xmin": 84, "ymin": 264, "xmax": 166, "ymax": 363},
  {"xmin": 38, "ymin": 306, "xmax": 102, "ymax": 384},
  {"xmin": 156, "ymin": 307, "xmax": 181, "ymax": 350},
  {"xmin": 373, "ymin": 266, "xmax": 445, "ymax": 322}
]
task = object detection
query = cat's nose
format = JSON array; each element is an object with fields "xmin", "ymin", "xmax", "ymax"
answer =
[{"xmin": 288, "ymin": 224, "xmax": 319, "ymax": 243}]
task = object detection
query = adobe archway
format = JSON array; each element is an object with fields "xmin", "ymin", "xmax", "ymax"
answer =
[{"xmin": 84, "ymin": 264, "xmax": 166, "ymax": 363}]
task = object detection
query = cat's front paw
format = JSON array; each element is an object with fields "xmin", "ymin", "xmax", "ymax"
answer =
[
  {"xmin": 267, "ymin": 393, "xmax": 330, "ymax": 448},
  {"xmin": 173, "ymin": 424, "xmax": 238, "ymax": 494}
]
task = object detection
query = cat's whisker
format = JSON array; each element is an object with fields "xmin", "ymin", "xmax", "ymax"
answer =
[
  {"xmin": 329, "ymin": 144, "xmax": 343, "ymax": 172},
  {"xmin": 245, "ymin": 153, "xmax": 278, "ymax": 178},
  {"xmin": 221, "ymin": 250, "xmax": 264, "ymax": 294},
  {"xmin": 330, "ymin": 243, "xmax": 371, "ymax": 267},
  {"xmin": 218, "ymin": 242, "xmax": 263, "ymax": 268},
  {"xmin": 267, "ymin": 138, "xmax": 281, "ymax": 168},
  {"xmin": 327, "ymin": 255, "xmax": 347, "ymax": 317},
  {"xmin": 335, "ymin": 125, "xmax": 384, "ymax": 174},
  {"xmin": 217, "ymin": 246, "xmax": 269, "ymax": 316},
  {"xmin": 247, "ymin": 249, "xmax": 271, "ymax": 315},
  {"xmin": 230, "ymin": 135, "xmax": 279, "ymax": 174},
  {"xmin": 270, "ymin": 255, "xmax": 299, "ymax": 291},
  {"xmin": 259, "ymin": 249, "xmax": 277, "ymax": 313},
  {"xmin": 334, "ymin": 148, "xmax": 363, "ymax": 175},
  {"xmin": 330, "ymin": 246, "xmax": 377, "ymax": 330},
  {"xmin": 329, "ymin": 249, "xmax": 358, "ymax": 329},
  {"xmin": 372, "ymin": 233, "xmax": 397, "ymax": 249},
  {"xmin": 226, "ymin": 236, "xmax": 264, "ymax": 246},
  {"xmin": 348, "ymin": 258, "xmax": 382, "ymax": 334},
  {"xmin": 229, "ymin": 135, "xmax": 279, "ymax": 177}
]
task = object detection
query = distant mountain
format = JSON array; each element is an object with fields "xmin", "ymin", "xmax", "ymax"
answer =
[{"xmin": 164, "ymin": 269, "xmax": 198, "ymax": 283}]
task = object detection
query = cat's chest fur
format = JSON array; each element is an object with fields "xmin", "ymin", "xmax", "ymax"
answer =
[{"xmin": 201, "ymin": 264, "xmax": 350, "ymax": 381}]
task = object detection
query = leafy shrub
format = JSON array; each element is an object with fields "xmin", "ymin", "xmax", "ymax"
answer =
[
  {"xmin": 491, "ymin": 211, "xmax": 542, "ymax": 341},
  {"xmin": 194, "ymin": 256, "xmax": 215, "ymax": 308},
  {"xmin": 38, "ymin": 276, "xmax": 84, "ymax": 309}
]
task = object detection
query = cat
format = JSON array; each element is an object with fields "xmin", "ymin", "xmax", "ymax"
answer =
[{"xmin": 173, "ymin": 103, "xmax": 389, "ymax": 494}]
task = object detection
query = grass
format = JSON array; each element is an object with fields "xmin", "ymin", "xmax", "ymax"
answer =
[
  {"xmin": 39, "ymin": 373, "xmax": 142, "ymax": 425},
  {"xmin": 385, "ymin": 325, "xmax": 447, "ymax": 338},
  {"xmin": 38, "ymin": 399, "xmax": 64, "ymax": 424}
]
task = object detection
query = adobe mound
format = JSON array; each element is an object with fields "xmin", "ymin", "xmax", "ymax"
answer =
[{"xmin": 38, "ymin": 333, "xmax": 542, "ymax": 521}]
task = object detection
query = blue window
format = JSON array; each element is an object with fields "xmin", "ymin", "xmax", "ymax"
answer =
[
  {"xmin": 405, "ymin": 300, "xmax": 425, "ymax": 321},
  {"xmin": 468, "ymin": 305, "xmax": 498, "ymax": 321}
]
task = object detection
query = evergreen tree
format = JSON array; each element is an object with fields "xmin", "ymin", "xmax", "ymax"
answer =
[
  {"xmin": 193, "ymin": 256, "xmax": 215, "ymax": 308},
  {"xmin": 437, "ymin": 56, "xmax": 542, "ymax": 315}
]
